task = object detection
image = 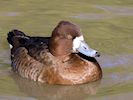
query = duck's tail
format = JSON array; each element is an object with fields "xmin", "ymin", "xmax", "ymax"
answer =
[{"xmin": 7, "ymin": 29, "xmax": 29, "ymax": 49}]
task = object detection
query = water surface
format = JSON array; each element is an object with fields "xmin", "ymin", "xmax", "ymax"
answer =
[{"xmin": 0, "ymin": 0, "xmax": 133, "ymax": 100}]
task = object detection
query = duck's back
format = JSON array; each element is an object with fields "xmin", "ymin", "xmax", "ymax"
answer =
[
  {"xmin": 7, "ymin": 30, "xmax": 55, "ymax": 82},
  {"xmin": 8, "ymin": 30, "xmax": 51, "ymax": 60}
]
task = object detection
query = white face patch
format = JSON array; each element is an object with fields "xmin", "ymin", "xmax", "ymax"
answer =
[
  {"xmin": 72, "ymin": 35, "xmax": 100, "ymax": 57},
  {"xmin": 72, "ymin": 35, "xmax": 84, "ymax": 52}
]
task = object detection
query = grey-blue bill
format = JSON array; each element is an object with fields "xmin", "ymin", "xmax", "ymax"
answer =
[{"xmin": 77, "ymin": 41, "xmax": 100, "ymax": 57}]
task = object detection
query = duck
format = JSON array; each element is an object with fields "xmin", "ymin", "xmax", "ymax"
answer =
[{"xmin": 7, "ymin": 21, "xmax": 102, "ymax": 85}]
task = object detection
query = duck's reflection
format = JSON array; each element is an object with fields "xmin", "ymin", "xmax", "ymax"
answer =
[{"xmin": 11, "ymin": 73, "xmax": 101, "ymax": 100}]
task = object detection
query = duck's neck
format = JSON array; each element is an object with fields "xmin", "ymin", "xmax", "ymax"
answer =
[{"xmin": 49, "ymin": 36, "xmax": 72, "ymax": 57}]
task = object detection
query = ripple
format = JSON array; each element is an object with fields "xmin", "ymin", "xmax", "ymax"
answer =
[
  {"xmin": 0, "ymin": 96, "xmax": 37, "ymax": 100},
  {"xmin": 0, "ymin": 12, "xmax": 20, "ymax": 17},
  {"xmin": 97, "ymin": 54, "xmax": 133, "ymax": 68},
  {"xmin": 94, "ymin": 5, "xmax": 133, "ymax": 14},
  {"xmin": 71, "ymin": 5, "xmax": 133, "ymax": 20}
]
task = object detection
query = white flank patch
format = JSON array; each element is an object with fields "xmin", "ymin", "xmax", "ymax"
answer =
[
  {"xmin": 9, "ymin": 44, "xmax": 13, "ymax": 49},
  {"xmin": 72, "ymin": 35, "xmax": 84, "ymax": 52}
]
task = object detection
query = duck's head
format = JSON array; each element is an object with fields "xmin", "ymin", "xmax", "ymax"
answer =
[{"xmin": 49, "ymin": 21, "xmax": 100, "ymax": 57}]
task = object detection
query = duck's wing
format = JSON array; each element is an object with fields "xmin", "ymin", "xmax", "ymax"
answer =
[
  {"xmin": 7, "ymin": 30, "xmax": 54, "ymax": 82},
  {"xmin": 7, "ymin": 29, "xmax": 52, "ymax": 64},
  {"xmin": 24, "ymin": 37, "xmax": 54, "ymax": 64},
  {"xmin": 11, "ymin": 46, "xmax": 45, "ymax": 80}
]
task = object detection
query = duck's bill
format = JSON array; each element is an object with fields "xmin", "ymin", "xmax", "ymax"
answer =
[{"xmin": 77, "ymin": 41, "xmax": 100, "ymax": 57}]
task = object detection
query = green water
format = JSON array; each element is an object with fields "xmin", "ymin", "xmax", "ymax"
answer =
[{"xmin": 0, "ymin": 0, "xmax": 133, "ymax": 100}]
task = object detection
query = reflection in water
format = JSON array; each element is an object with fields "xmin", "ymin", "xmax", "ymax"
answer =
[{"xmin": 11, "ymin": 73, "xmax": 101, "ymax": 100}]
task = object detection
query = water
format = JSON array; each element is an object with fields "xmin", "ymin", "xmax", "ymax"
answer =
[{"xmin": 0, "ymin": 0, "xmax": 133, "ymax": 100}]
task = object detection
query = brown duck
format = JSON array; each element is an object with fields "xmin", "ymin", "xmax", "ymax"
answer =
[{"xmin": 7, "ymin": 21, "xmax": 102, "ymax": 85}]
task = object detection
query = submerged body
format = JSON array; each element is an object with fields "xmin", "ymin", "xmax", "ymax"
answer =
[{"xmin": 7, "ymin": 21, "xmax": 102, "ymax": 85}]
